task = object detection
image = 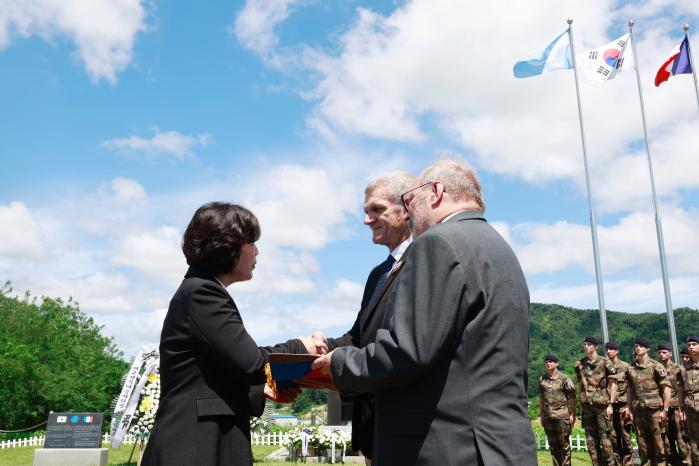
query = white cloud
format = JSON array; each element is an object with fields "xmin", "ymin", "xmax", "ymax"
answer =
[
  {"xmin": 241, "ymin": 163, "xmax": 359, "ymax": 249},
  {"xmin": 40, "ymin": 272, "xmax": 133, "ymax": 313},
  {"xmin": 110, "ymin": 226, "xmax": 185, "ymax": 287},
  {"xmin": 233, "ymin": 243, "xmax": 318, "ymax": 295},
  {"xmin": 509, "ymin": 205, "xmax": 699, "ymax": 276},
  {"xmin": 0, "ymin": 0, "xmax": 150, "ymax": 83},
  {"xmin": 238, "ymin": 0, "xmax": 699, "ymax": 213},
  {"xmin": 107, "ymin": 307, "xmax": 167, "ymax": 356},
  {"xmin": 232, "ymin": 0, "xmax": 302, "ymax": 66},
  {"xmin": 101, "ymin": 129, "xmax": 211, "ymax": 159},
  {"xmin": 297, "ymin": 1, "xmax": 615, "ymax": 142},
  {"xmin": 0, "ymin": 202, "xmax": 46, "ymax": 259},
  {"xmin": 238, "ymin": 278, "xmax": 364, "ymax": 345},
  {"xmin": 109, "ymin": 177, "xmax": 146, "ymax": 204},
  {"xmin": 531, "ymin": 275, "xmax": 699, "ymax": 313},
  {"xmin": 322, "ymin": 278, "xmax": 363, "ymax": 309}
]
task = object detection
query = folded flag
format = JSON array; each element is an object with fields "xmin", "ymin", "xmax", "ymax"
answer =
[
  {"xmin": 579, "ymin": 33, "xmax": 633, "ymax": 82},
  {"xmin": 265, "ymin": 353, "xmax": 337, "ymax": 395},
  {"xmin": 513, "ymin": 30, "xmax": 572, "ymax": 78},
  {"xmin": 655, "ymin": 36, "xmax": 693, "ymax": 86}
]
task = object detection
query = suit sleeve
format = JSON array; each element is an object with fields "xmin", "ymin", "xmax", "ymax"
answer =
[
  {"xmin": 330, "ymin": 233, "xmax": 466, "ymax": 393},
  {"xmin": 188, "ymin": 281, "xmax": 270, "ymax": 385},
  {"xmin": 326, "ymin": 263, "xmax": 383, "ymax": 350},
  {"xmin": 260, "ymin": 339, "xmax": 308, "ymax": 356}
]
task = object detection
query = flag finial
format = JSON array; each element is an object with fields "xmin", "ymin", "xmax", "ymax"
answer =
[
  {"xmin": 567, "ymin": 19, "xmax": 573, "ymax": 25},
  {"xmin": 684, "ymin": 24, "xmax": 690, "ymax": 32},
  {"xmin": 628, "ymin": 20, "xmax": 635, "ymax": 28}
]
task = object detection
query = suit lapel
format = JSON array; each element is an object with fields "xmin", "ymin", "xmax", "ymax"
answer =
[{"xmin": 359, "ymin": 257, "xmax": 406, "ymax": 333}]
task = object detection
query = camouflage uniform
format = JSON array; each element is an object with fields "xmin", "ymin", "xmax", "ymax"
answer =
[
  {"xmin": 625, "ymin": 357, "xmax": 671, "ymax": 466},
  {"xmin": 540, "ymin": 370, "xmax": 577, "ymax": 466},
  {"xmin": 610, "ymin": 358, "xmax": 634, "ymax": 466},
  {"xmin": 576, "ymin": 355, "xmax": 616, "ymax": 466},
  {"xmin": 677, "ymin": 361, "xmax": 699, "ymax": 465},
  {"xmin": 662, "ymin": 362, "xmax": 690, "ymax": 466}
]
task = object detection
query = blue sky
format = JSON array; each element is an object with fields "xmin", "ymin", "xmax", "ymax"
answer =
[{"xmin": 2, "ymin": 0, "xmax": 699, "ymax": 356}]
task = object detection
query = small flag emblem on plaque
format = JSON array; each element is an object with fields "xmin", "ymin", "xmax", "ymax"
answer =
[
  {"xmin": 84, "ymin": 416, "xmax": 93, "ymax": 423},
  {"xmin": 56, "ymin": 416, "xmax": 67, "ymax": 423}
]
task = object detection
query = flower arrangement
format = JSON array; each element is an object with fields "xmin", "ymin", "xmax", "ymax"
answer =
[
  {"xmin": 286, "ymin": 427, "xmax": 315, "ymax": 451},
  {"xmin": 129, "ymin": 373, "xmax": 160, "ymax": 441},
  {"xmin": 249, "ymin": 416, "xmax": 268, "ymax": 433},
  {"xmin": 285, "ymin": 426, "xmax": 352, "ymax": 457}
]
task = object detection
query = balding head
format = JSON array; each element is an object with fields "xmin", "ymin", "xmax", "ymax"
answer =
[
  {"xmin": 405, "ymin": 158, "xmax": 484, "ymax": 237},
  {"xmin": 418, "ymin": 159, "xmax": 484, "ymax": 210}
]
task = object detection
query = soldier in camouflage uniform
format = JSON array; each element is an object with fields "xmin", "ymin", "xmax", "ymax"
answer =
[
  {"xmin": 677, "ymin": 336, "xmax": 699, "ymax": 465},
  {"xmin": 680, "ymin": 347, "xmax": 691, "ymax": 367},
  {"xmin": 657, "ymin": 342, "xmax": 690, "ymax": 466},
  {"xmin": 606, "ymin": 340, "xmax": 634, "ymax": 466},
  {"xmin": 575, "ymin": 336, "xmax": 616, "ymax": 466},
  {"xmin": 622, "ymin": 337, "xmax": 671, "ymax": 466},
  {"xmin": 540, "ymin": 354, "xmax": 577, "ymax": 466}
]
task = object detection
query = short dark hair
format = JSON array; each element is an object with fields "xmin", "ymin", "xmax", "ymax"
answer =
[{"xmin": 182, "ymin": 202, "xmax": 260, "ymax": 275}]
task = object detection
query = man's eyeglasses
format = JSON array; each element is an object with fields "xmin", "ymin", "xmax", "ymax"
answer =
[{"xmin": 400, "ymin": 182, "xmax": 433, "ymax": 211}]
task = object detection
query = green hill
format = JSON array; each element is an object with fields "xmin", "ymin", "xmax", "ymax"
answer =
[{"xmin": 527, "ymin": 303, "xmax": 699, "ymax": 398}]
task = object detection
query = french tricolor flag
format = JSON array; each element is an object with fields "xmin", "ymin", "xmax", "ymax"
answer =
[{"xmin": 655, "ymin": 37, "xmax": 693, "ymax": 87}]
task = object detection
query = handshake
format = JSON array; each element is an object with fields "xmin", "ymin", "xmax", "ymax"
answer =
[
  {"xmin": 262, "ymin": 330, "xmax": 336, "ymax": 404},
  {"xmin": 299, "ymin": 330, "xmax": 335, "ymax": 373}
]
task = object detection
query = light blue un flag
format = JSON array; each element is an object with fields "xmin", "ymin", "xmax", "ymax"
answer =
[{"xmin": 513, "ymin": 30, "xmax": 572, "ymax": 78}]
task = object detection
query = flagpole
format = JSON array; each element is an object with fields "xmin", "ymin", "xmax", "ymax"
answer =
[
  {"xmin": 684, "ymin": 25, "xmax": 699, "ymax": 114},
  {"xmin": 628, "ymin": 20, "xmax": 679, "ymax": 362},
  {"xmin": 567, "ymin": 19, "xmax": 609, "ymax": 343}
]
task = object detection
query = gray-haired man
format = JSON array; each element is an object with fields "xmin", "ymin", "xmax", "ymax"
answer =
[
  {"xmin": 322, "ymin": 171, "xmax": 414, "ymax": 463},
  {"xmin": 314, "ymin": 158, "xmax": 536, "ymax": 465}
]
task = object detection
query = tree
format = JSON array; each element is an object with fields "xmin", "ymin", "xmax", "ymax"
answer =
[
  {"xmin": 291, "ymin": 389, "xmax": 327, "ymax": 415},
  {"xmin": 0, "ymin": 282, "xmax": 128, "ymax": 430}
]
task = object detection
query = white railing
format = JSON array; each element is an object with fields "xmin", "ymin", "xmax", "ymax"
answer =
[
  {"xmin": 3, "ymin": 430, "xmax": 634, "ymax": 451},
  {"xmin": 536, "ymin": 432, "xmax": 588, "ymax": 451},
  {"xmin": 251, "ymin": 432, "xmax": 290, "ymax": 446},
  {"xmin": 0, "ymin": 436, "xmax": 45, "ymax": 449},
  {"xmin": 0, "ymin": 433, "xmax": 139, "ymax": 449},
  {"xmin": 535, "ymin": 432, "xmax": 638, "ymax": 451},
  {"xmin": 0, "ymin": 432, "xmax": 288, "ymax": 450}
]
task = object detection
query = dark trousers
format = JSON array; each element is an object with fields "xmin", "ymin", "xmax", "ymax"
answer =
[
  {"xmin": 543, "ymin": 417, "xmax": 572, "ymax": 466},
  {"xmin": 633, "ymin": 407, "xmax": 667, "ymax": 466},
  {"xmin": 582, "ymin": 404, "xmax": 614, "ymax": 466},
  {"xmin": 662, "ymin": 407, "xmax": 690, "ymax": 466},
  {"xmin": 611, "ymin": 403, "xmax": 634, "ymax": 466}
]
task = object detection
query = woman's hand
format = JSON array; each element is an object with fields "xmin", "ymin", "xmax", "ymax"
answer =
[
  {"xmin": 299, "ymin": 331, "xmax": 328, "ymax": 355},
  {"xmin": 263, "ymin": 383, "xmax": 300, "ymax": 403}
]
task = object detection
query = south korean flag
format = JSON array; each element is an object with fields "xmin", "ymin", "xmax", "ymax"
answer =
[{"xmin": 578, "ymin": 33, "xmax": 634, "ymax": 82}]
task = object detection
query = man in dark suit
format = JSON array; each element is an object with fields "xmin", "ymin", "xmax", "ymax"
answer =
[
  {"xmin": 323, "ymin": 172, "xmax": 414, "ymax": 463},
  {"xmin": 314, "ymin": 159, "xmax": 536, "ymax": 465}
]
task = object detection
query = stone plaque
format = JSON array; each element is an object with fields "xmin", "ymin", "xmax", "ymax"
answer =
[{"xmin": 44, "ymin": 413, "xmax": 103, "ymax": 448}]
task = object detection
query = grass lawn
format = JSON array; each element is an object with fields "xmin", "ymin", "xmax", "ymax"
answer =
[
  {"xmin": 2, "ymin": 442, "xmax": 597, "ymax": 465},
  {"xmin": 537, "ymin": 450, "xmax": 593, "ymax": 465},
  {"xmin": 0, "ymin": 444, "xmax": 284, "ymax": 466}
]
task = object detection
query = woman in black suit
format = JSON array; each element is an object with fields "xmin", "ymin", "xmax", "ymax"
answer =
[{"xmin": 142, "ymin": 202, "xmax": 320, "ymax": 466}]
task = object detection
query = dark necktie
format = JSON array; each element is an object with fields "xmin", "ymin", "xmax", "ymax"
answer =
[{"xmin": 369, "ymin": 254, "xmax": 396, "ymax": 305}]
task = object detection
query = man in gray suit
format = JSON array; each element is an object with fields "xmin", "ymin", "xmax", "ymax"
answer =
[{"xmin": 313, "ymin": 159, "xmax": 536, "ymax": 465}]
